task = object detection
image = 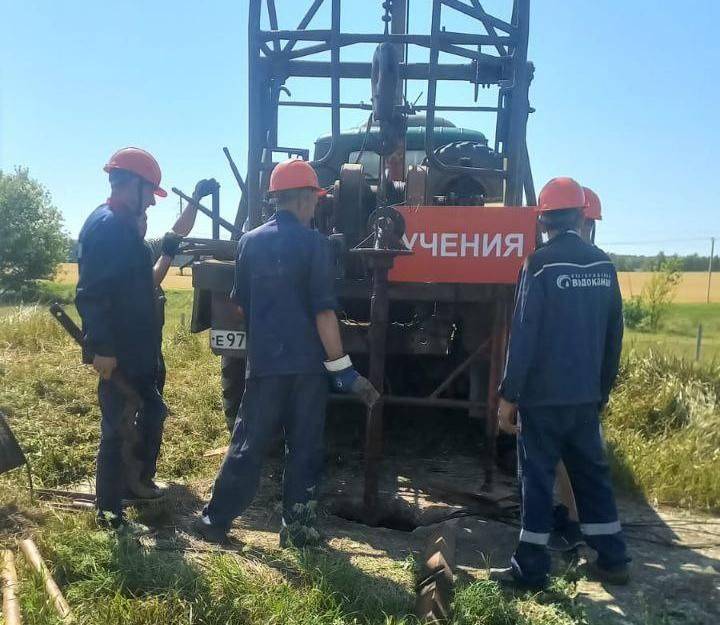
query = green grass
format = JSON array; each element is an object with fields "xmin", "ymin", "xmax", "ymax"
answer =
[
  {"xmin": 453, "ymin": 577, "xmax": 589, "ymax": 625},
  {"xmin": 4, "ymin": 513, "xmax": 591, "ymax": 625},
  {"xmin": 0, "ymin": 280, "xmax": 76, "ymax": 307},
  {"xmin": 624, "ymin": 303, "xmax": 720, "ymax": 362},
  {"xmin": 0, "ymin": 292, "xmax": 225, "ymax": 488},
  {"xmin": 1, "ymin": 294, "xmax": 719, "ymax": 623},
  {"xmin": 610, "ymin": 305, "xmax": 720, "ymax": 511},
  {"xmin": 604, "ymin": 350, "xmax": 720, "ymax": 511},
  {"xmin": 7, "ymin": 513, "xmax": 415, "ymax": 625}
]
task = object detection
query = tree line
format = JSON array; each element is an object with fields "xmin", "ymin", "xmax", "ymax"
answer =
[{"xmin": 609, "ymin": 252, "xmax": 719, "ymax": 272}]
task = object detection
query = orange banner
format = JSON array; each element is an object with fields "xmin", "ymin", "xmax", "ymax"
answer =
[{"xmin": 389, "ymin": 205, "xmax": 537, "ymax": 284}]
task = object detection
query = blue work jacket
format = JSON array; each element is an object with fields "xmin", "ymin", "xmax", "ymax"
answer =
[
  {"xmin": 230, "ymin": 210, "xmax": 337, "ymax": 379},
  {"xmin": 500, "ymin": 231, "xmax": 624, "ymax": 407},
  {"xmin": 75, "ymin": 204, "xmax": 160, "ymax": 380}
]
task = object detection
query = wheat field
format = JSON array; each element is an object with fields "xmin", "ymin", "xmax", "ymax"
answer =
[
  {"xmin": 617, "ymin": 271, "xmax": 718, "ymax": 303},
  {"xmin": 55, "ymin": 264, "xmax": 720, "ymax": 303},
  {"xmin": 55, "ymin": 262, "xmax": 194, "ymax": 289}
]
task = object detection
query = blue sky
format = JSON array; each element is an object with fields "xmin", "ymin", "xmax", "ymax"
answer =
[{"xmin": 2, "ymin": 0, "xmax": 719, "ymax": 256}]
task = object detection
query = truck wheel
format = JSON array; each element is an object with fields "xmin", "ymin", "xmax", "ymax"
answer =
[{"xmin": 221, "ymin": 356, "xmax": 246, "ymax": 432}]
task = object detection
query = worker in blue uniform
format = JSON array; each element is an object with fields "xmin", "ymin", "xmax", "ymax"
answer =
[
  {"xmin": 549, "ymin": 185, "xmax": 604, "ymax": 552},
  {"xmin": 195, "ymin": 158, "xmax": 379, "ymax": 546},
  {"xmin": 493, "ymin": 177, "xmax": 629, "ymax": 589},
  {"xmin": 135, "ymin": 179, "xmax": 209, "ymax": 494},
  {"xmin": 76, "ymin": 147, "xmax": 170, "ymax": 532}
]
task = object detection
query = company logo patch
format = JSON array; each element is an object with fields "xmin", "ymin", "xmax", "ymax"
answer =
[{"xmin": 555, "ymin": 272, "xmax": 613, "ymax": 289}]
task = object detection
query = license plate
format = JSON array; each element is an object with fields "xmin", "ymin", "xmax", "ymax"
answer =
[{"xmin": 210, "ymin": 330, "xmax": 246, "ymax": 351}]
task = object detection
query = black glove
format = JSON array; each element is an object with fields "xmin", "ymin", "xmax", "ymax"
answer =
[
  {"xmin": 193, "ymin": 178, "xmax": 219, "ymax": 200},
  {"xmin": 161, "ymin": 231, "xmax": 183, "ymax": 257}
]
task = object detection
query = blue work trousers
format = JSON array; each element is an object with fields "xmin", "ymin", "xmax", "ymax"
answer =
[
  {"xmin": 96, "ymin": 378, "xmax": 167, "ymax": 515},
  {"xmin": 205, "ymin": 374, "xmax": 328, "ymax": 530},
  {"xmin": 512, "ymin": 403, "xmax": 628, "ymax": 585}
]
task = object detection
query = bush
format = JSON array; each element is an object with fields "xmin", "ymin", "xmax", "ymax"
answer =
[
  {"xmin": 623, "ymin": 296, "xmax": 646, "ymax": 329},
  {"xmin": 0, "ymin": 168, "xmax": 69, "ymax": 292},
  {"xmin": 622, "ymin": 260, "xmax": 681, "ymax": 331},
  {"xmin": 640, "ymin": 259, "xmax": 682, "ymax": 331}
]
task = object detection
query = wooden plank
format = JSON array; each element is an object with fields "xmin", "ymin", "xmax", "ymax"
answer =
[
  {"xmin": 18, "ymin": 539, "xmax": 74, "ymax": 622},
  {"xmin": 203, "ymin": 446, "xmax": 229, "ymax": 458},
  {"xmin": 35, "ymin": 488, "xmax": 95, "ymax": 501},
  {"xmin": 2, "ymin": 549, "xmax": 22, "ymax": 625}
]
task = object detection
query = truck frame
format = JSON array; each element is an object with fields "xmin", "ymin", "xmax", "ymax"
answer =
[{"xmin": 181, "ymin": 0, "xmax": 537, "ymax": 516}]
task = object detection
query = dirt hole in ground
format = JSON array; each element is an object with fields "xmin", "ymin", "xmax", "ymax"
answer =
[{"xmin": 328, "ymin": 498, "xmax": 422, "ymax": 532}]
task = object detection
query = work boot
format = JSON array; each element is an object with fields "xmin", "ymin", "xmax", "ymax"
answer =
[
  {"xmin": 96, "ymin": 511, "xmax": 153, "ymax": 537},
  {"xmin": 548, "ymin": 522, "xmax": 584, "ymax": 552},
  {"xmin": 126, "ymin": 478, "xmax": 166, "ymax": 500},
  {"xmin": 488, "ymin": 567, "xmax": 548, "ymax": 591},
  {"xmin": 583, "ymin": 560, "xmax": 630, "ymax": 586},
  {"xmin": 193, "ymin": 514, "xmax": 229, "ymax": 544},
  {"xmin": 144, "ymin": 478, "xmax": 169, "ymax": 496}
]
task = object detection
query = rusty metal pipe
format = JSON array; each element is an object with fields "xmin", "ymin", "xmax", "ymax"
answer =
[
  {"xmin": 330, "ymin": 394, "xmax": 486, "ymax": 411},
  {"xmin": 484, "ymin": 296, "xmax": 509, "ymax": 488},
  {"xmin": 363, "ymin": 260, "xmax": 392, "ymax": 519},
  {"xmin": 171, "ymin": 188, "xmax": 238, "ymax": 237},
  {"xmin": 429, "ymin": 338, "xmax": 491, "ymax": 399}
]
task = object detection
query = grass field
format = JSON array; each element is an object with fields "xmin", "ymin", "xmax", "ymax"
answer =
[
  {"xmin": 1, "ymin": 270, "xmax": 718, "ymax": 624},
  {"xmin": 0, "ymin": 300, "xmax": 594, "ymax": 625},
  {"xmin": 625, "ymin": 303, "xmax": 720, "ymax": 362}
]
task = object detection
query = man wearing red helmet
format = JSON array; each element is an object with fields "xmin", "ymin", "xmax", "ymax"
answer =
[
  {"xmin": 196, "ymin": 158, "xmax": 378, "ymax": 546},
  {"xmin": 581, "ymin": 187, "xmax": 602, "ymax": 243},
  {"xmin": 549, "ymin": 185, "xmax": 604, "ymax": 552},
  {"xmin": 76, "ymin": 147, "xmax": 175, "ymax": 531},
  {"xmin": 135, "ymin": 179, "xmax": 213, "ymax": 496},
  {"xmin": 492, "ymin": 177, "xmax": 628, "ymax": 589}
]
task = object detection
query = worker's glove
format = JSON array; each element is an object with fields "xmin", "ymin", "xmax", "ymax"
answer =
[
  {"xmin": 161, "ymin": 231, "xmax": 183, "ymax": 257},
  {"xmin": 193, "ymin": 178, "xmax": 219, "ymax": 200},
  {"xmin": 325, "ymin": 355, "xmax": 380, "ymax": 408}
]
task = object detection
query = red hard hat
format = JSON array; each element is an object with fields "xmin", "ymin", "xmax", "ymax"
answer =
[
  {"xmin": 268, "ymin": 158, "xmax": 326, "ymax": 195},
  {"xmin": 103, "ymin": 147, "xmax": 167, "ymax": 197},
  {"xmin": 583, "ymin": 187, "xmax": 602, "ymax": 220},
  {"xmin": 537, "ymin": 177, "xmax": 585, "ymax": 213}
]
